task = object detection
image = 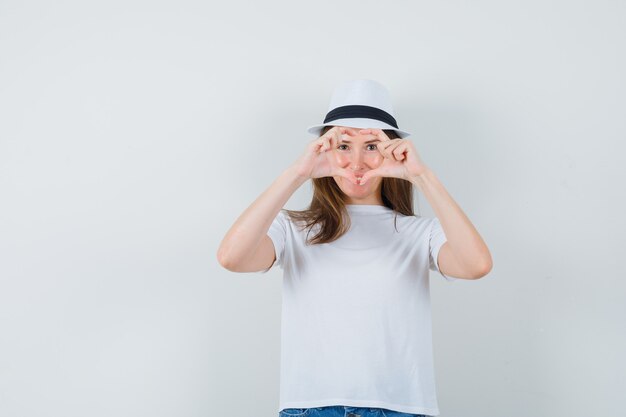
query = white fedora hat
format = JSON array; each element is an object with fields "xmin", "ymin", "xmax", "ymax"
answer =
[{"xmin": 306, "ymin": 79, "xmax": 411, "ymax": 138}]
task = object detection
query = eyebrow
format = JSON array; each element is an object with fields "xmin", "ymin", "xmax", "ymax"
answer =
[{"xmin": 339, "ymin": 139, "xmax": 380, "ymax": 144}]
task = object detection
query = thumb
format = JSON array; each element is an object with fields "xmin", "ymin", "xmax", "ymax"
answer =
[
  {"xmin": 335, "ymin": 167, "xmax": 358, "ymax": 184},
  {"xmin": 360, "ymin": 169, "xmax": 381, "ymax": 185}
]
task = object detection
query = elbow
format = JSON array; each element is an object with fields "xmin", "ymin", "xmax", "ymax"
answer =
[
  {"xmin": 216, "ymin": 247, "xmax": 235, "ymax": 271},
  {"xmin": 472, "ymin": 258, "xmax": 493, "ymax": 279}
]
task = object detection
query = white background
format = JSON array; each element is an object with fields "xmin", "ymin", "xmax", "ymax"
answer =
[{"xmin": 1, "ymin": 1, "xmax": 624, "ymax": 416}]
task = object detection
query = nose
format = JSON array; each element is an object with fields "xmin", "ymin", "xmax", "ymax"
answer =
[{"xmin": 350, "ymin": 149, "xmax": 365, "ymax": 171}]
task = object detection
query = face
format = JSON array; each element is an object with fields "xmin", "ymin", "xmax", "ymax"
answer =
[{"xmin": 331, "ymin": 126, "xmax": 385, "ymax": 204}]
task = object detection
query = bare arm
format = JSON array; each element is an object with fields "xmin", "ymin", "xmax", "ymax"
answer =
[
  {"xmin": 216, "ymin": 164, "xmax": 307, "ymax": 272},
  {"xmin": 411, "ymin": 168, "xmax": 493, "ymax": 279},
  {"xmin": 355, "ymin": 127, "xmax": 492, "ymax": 280},
  {"xmin": 217, "ymin": 127, "xmax": 358, "ymax": 273}
]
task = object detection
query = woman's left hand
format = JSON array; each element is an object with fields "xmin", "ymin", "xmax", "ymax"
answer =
[{"xmin": 358, "ymin": 129, "xmax": 429, "ymax": 185}]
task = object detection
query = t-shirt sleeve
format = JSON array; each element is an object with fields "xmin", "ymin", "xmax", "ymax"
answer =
[
  {"xmin": 429, "ymin": 217, "xmax": 458, "ymax": 282},
  {"xmin": 257, "ymin": 210, "xmax": 288, "ymax": 274}
]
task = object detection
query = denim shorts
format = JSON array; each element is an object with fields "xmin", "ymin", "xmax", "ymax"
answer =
[{"xmin": 278, "ymin": 405, "xmax": 430, "ymax": 417}]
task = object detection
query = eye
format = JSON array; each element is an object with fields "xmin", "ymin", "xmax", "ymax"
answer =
[{"xmin": 337, "ymin": 144, "xmax": 377, "ymax": 151}]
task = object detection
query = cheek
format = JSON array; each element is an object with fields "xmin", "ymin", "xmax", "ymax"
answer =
[
  {"xmin": 336, "ymin": 154, "xmax": 350, "ymax": 165},
  {"xmin": 369, "ymin": 154, "xmax": 384, "ymax": 165},
  {"xmin": 336, "ymin": 154, "xmax": 384, "ymax": 165}
]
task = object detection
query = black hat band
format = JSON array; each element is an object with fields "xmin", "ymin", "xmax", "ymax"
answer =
[{"xmin": 323, "ymin": 105, "xmax": 399, "ymax": 129}]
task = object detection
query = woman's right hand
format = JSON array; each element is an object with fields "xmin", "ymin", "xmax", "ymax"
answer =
[{"xmin": 292, "ymin": 126, "xmax": 359, "ymax": 184}]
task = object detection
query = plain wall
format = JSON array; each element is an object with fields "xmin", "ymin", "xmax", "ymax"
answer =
[{"xmin": 1, "ymin": 1, "xmax": 624, "ymax": 416}]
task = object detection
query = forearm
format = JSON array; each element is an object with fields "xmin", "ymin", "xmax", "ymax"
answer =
[
  {"xmin": 410, "ymin": 168, "xmax": 492, "ymax": 273},
  {"xmin": 217, "ymin": 164, "xmax": 307, "ymax": 268}
]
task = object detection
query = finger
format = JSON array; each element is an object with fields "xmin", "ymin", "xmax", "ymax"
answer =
[
  {"xmin": 312, "ymin": 137, "xmax": 324, "ymax": 153},
  {"xmin": 335, "ymin": 167, "xmax": 358, "ymax": 184},
  {"xmin": 340, "ymin": 127, "xmax": 357, "ymax": 136},
  {"xmin": 392, "ymin": 143, "xmax": 409, "ymax": 161},
  {"xmin": 328, "ymin": 134, "xmax": 334, "ymax": 149},
  {"xmin": 385, "ymin": 140, "xmax": 405, "ymax": 161},
  {"xmin": 327, "ymin": 127, "xmax": 340, "ymax": 145},
  {"xmin": 319, "ymin": 133, "xmax": 335, "ymax": 153},
  {"xmin": 360, "ymin": 128, "xmax": 391, "ymax": 142},
  {"xmin": 321, "ymin": 137, "xmax": 330, "ymax": 152},
  {"xmin": 356, "ymin": 129, "xmax": 379, "ymax": 142},
  {"xmin": 325, "ymin": 132, "xmax": 337, "ymax": 151},
  {"xmin": 315, "ymin": 136, "xmax": 329, "ymax": 153},
  {"xmin": 360, "ymin": 168, "xmax": 381, "ymax": 185},
  {"xmin": 330, "ymin": 130, "xmax": 343, "ymax": 151},
  {"xmin": 319, "ymin": 128, "xmax": 342, "ymax": 152},
  {"xmin": 377, "ymin": 139, "xmax": 402, "ymax": 159},
  {"xmin": 331, "ymin": 126, "xmax": 350, "ymax": 138}
]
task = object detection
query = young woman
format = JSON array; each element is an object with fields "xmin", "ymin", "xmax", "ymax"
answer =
[{"xmin": 217, "ymin": 80, "xmax": 492, "ymax": 417}]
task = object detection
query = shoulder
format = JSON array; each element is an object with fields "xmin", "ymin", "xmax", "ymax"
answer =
[
  {"xmin": 392, "ymin": 213, "xmax": 440, "ymax": 240},
  {"xmin": 394, "ymin": 212, "xmax": 430, "ymax": 227},
  {"xmin": 275, "ymin": 209, "xmax": 297, "ymax": 224},
  {"xmin": 275, "ymin": 209, "xmax": 309, "ymax": 233}
]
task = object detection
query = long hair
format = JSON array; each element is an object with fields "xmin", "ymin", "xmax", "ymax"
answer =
[{"xmin": 284, "ymin": 125, "xmax": 416, "ymax": 245}]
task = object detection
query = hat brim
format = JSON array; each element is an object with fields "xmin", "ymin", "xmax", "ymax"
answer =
[{"xmin": 306, "ymin": 118, "xmax": 411, "ymax": 138}]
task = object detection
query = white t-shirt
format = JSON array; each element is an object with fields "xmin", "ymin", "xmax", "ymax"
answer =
[{"xmin": 257, "ymin": 204, "xmax": 457, "ymax": 416}]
